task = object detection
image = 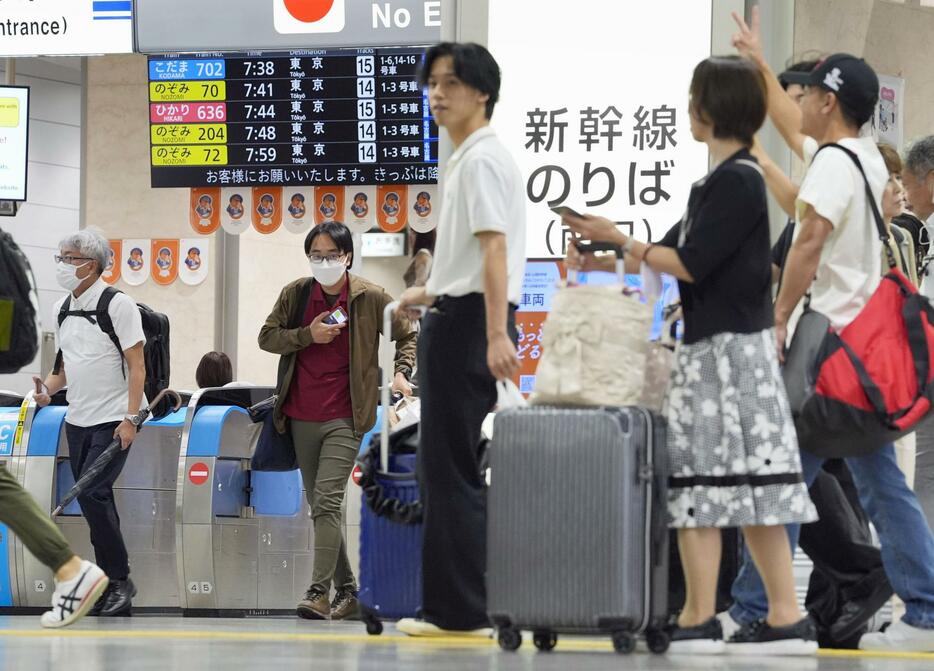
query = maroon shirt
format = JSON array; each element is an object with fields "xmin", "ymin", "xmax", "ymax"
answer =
[{"xmin": 282, "ymin": 279, "xmax": 352, "ymax": 422}]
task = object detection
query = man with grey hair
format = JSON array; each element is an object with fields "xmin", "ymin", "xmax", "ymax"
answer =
[
  {"xmin": 32, "ymin": 229, "xmax": 146, "ymax": 617},
  {"xmin": 906, "ymin": 136, "xmax": 934, "ymax": 540}
]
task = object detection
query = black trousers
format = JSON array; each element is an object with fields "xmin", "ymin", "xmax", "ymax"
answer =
[
  {"xmin": 65, "ymin": 421, "xmax": 131, "ymax": 580},
  {"xmin": 800, "ymin": 459, "xmax": 890, "ymax": 644},
  {"xmin": 417, "ymin": 294, "xmax": 516, "ymax": 630}
]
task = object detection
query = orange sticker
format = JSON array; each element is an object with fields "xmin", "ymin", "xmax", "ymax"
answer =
[
  {"xmin": 313, "ymin": 186, "xmax": 344, "ymax": 225},
  {"xmin": 252, "ymin": 187, "xmax": 283, "ymax": 234},
  {"xmin": 102, "ymin": 240, "xmax": 122, "ymax": 286},
  {"xmin": 151, "ymin": 239, "xmax": 180, "ymax": 286},
  {"xmin": 190, "ymin": 188, "xmax": 221, "ymax": 234},
  {"xmin": 376, "ymin": 185, "xmax": 407, "ymax": 233}
]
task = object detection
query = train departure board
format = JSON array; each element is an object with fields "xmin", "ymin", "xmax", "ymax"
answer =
[{"xmin": 148, "ymin": 47, "xmax": 438, "ymax": 188}]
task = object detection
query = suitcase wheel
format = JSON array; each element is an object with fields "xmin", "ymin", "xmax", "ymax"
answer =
[
  {"xmin": 532, "ymin": 631, "xmax": 557, "ymax": 652},
  {"xmin": 497, "ymin": 627, "xmax": 522, "ymax": 652},
  {"xmin": 645, "ymin": 629, "xmax": 670, "ymax": 654},
  {"xmin": 611, "ymin": 631, "xmax": 636, "ymax": 655},
  {"xmin": 361, "ymin": 610, "xmax": 383, "ymax": 636}
]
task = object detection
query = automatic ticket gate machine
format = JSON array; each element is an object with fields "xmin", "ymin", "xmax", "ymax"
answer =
[
  {"xmin": 176, "ymin": 386, "xmax": 319, "ymax": 615},
  {"xmin": 13, "ymin": 394, "xmax": 187, "ymax": 610},
  {"xmin": 0, "ymin": 391, "xmax": 31, "ymax": 608}
]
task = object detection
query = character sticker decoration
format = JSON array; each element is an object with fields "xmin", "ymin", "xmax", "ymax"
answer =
[
  {"xmin": 122, "ymin": 239, "xmax": 150, "ymax": 287},
  {"xmin": 344, "ymin": 185, "xmax": 376, "ymax": 234},
  {"xmin": 189, "ymin": 187, "xmax": 221, "ymax": 234},
  {"xmin": 221, "ymin": 188, "xmax": 252, "ymax": 235},
  {"xmin": 252, "ymin": 186, "xmax": 283, "ymax": 234},
  {"xmin": 314, "ymin": 186, "xmax": 345, "ymax": 226},
  {"xmin": 179, "ymin": 238, "xmax": 210, "ymax": 286},
  {"xmin": 102, "ymin": 240, "xmax": 122, "ymax": 286},
  {"xmin": 408, "ymin": 184, "xmax": 438, "ymax": 233},
  {"xmin": 376, "ymin": 185, "xmax": 408, "ymax": 233},
  {"xmin": 151, "ymin": 239, "xmax": 180, "ymax": 286},
  {"xmin": 284, "ymin": 186, "xmax": 315, "ymax": 235}
]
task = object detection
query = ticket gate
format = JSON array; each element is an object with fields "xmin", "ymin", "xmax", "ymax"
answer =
[
  {"xmin": 175, "ymin": 386, "xmax": 318, "ymax": 614},
  {"xmin": 13, "ymin": 397, "xmax": 187, "ymax": 610},
  {"xmin": 0, "ymin": 391, "xmax": 28, "ymax": 608}
]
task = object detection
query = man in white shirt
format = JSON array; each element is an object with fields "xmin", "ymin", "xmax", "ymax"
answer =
[
  {"xmin": 396, "ymin": 42, "xmax": 526, "ymax": 637},
  {"xmin": 732, "ymin": 10, "xmax": 934, "ymax": 652},
  {"xmin": 35, "ymin": 230, "xmax": 146, "ymax": 617},
  {"xmin": 904, "ymin": 137, "xmax": 934, "ymax": 542}
]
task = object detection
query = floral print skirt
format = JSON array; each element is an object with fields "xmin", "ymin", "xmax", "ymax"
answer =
[{"xmin": 665, "ymin": 329, "xmax": 818, "ymax": 529}]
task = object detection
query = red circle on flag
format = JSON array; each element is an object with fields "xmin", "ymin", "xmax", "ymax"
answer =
[
  {"xmin": 189, "ymin": 462, "xmax": 210, "ymax": 486},
  {"xmin": 283, "ymin": 0, "xmax": 335, "ymax": 22},
  {"xmin": 351, "ymin": 465, "xmax": 363, "ymax": 487}
]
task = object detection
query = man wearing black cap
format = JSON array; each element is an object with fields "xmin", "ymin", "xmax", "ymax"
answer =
[{"xmin": 730, "ymin": 7, "xmax": 934, "ymax": 653}]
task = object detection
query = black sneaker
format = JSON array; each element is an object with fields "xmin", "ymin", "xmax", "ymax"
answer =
[
  {"xmin": 728, "ymin": 617, "xmax": 818, "ymax": 656},
  {"xmin": 667, "ymin": 616, "xmax": 726, "ymax": 655},
  {"xmin": 99, "ymin": 578, "xmax": 136, "ymax": 617}
]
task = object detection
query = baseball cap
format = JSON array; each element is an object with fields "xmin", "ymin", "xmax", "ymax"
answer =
[{"xmin": 781, "ymin": 53, "xmax": 879, "ymax": 124}]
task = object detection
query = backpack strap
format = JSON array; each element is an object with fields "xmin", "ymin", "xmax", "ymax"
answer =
[
  {"xmin": 95, "ymin": 287, "xmax": 127, "ymax": 379},
  {"xmin": 814, "ymin": 143, "xmax": 895, "ymax": 269}
]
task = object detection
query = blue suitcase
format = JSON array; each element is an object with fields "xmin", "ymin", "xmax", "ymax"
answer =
[{"xmin": 356, "ymin": 302, "xmax": 422, "ymax": 635}]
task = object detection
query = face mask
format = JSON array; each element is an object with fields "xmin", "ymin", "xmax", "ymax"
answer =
[
  {"xmin": 56, "ymin": 261, "xmax": 90, "ymax": 292},
  {"xmin": 310, "ymin": 258, "xmax": 346, "ymax": 286}
]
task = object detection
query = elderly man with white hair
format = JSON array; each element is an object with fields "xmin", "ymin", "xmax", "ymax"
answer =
[{"xmin": 33, "ymin": 229, "xmax": 146, "ymax": 617}]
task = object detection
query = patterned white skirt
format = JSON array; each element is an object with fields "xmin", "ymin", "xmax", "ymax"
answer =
[{"xmin": 665, "ymin": 329, "xmax": 818, "ymax": 529}]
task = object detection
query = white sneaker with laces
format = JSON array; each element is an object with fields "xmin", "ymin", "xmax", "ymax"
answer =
[
  {"xmin": 396, "ymin": 618, "xmax": 493, "ymax": 638},
  {"xmin": 40, "ymin": 561, "xmax": 109, "ymax": 629},
  {"xmin": 859, "ymin": 619, "xmax": 934, "ymax": 652}
]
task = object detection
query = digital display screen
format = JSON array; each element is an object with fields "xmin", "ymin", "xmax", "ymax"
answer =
[{"xmin": 148, "ymin": 47, "xmax": 438, "ymax": 188}]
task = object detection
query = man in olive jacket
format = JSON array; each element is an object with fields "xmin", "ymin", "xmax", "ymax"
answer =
[{"xmin": 258, "ymin": 222, "xmax": 416, "ymax": 620}]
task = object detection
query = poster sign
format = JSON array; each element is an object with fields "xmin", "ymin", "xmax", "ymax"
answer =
[
  {"xmin": 873, "ymin": 74, "xmax": 904, "ymax": 151},
  {"xmin": 488, "ymin": 0, "xmax": 712, "ymax": 257},
  {"xmin": 0, "ymin": 0, "xmax": 133, "ymax": 57},
  {"xmin": 135, "ymin": 0, "xmax": 442, "ymax": 53},
  {"xmin": 344, "ymin": 185, "xmax": 376, "ymax": 233},
  {"xmin": 376, "ymin": 185, "xmax": 407, "ymax": 232},
  {"xmin": 314, "ymin": 186, "xmax": 344, "ymax": 225},
  {"xmin": 512, "ymin": 260, "xmax": 563, "ymax": 395},
  {"xmin": 189, "ymin": 187, "xmax": 221, "ymax": 234},
  {"xmin": 408, "ymin": 184, "xmax": 437, "ymax": 232},
  {"xmin": 284, "ymin": 186, "xmax": 315, "ymax": 234},
  {"xmin": 252, "ymin": 186, "xmax": 283, "ymax": 234},
  {"xmin": 0, "ymin": 86, "xmax": 29, "ymax": 201}
]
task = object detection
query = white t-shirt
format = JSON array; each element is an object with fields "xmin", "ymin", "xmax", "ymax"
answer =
[
  {"xmin": 920, "ymin": 212, "xmax": 934, "ymax": 300},
  {"xmin": 791, "ymin": 136, "xmax": 888, "ymax": 332},
  {"xmin": 426, "ymin": 126, "xmax": 527, "ymax": 304},
  {"xmin": 55, "ymin": 279, "xmax": 146, "ymax": 427}
]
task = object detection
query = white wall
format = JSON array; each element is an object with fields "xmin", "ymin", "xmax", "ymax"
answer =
[{"xmin": 0, "ymin": 57, "xmax": 83, "ymax": 394}]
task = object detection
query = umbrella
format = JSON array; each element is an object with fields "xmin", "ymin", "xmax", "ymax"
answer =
[{"xmin": 51, "ymin": 389, "xmax": 183, "ymax": 517}]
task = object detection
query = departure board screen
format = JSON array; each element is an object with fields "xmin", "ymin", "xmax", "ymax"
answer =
[{"xmin": 148, "ymin": 47, "xmax": 438, "ymax": 188}]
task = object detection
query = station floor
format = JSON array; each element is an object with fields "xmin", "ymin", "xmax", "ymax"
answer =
[{"xmin": 2, "ymin": 616, "xmax": 934, "ymax": 671}]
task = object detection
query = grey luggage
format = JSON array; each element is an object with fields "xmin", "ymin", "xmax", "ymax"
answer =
[{"xmin": 487, "ymin": 405, "xmax": 670, "ymax": 654}]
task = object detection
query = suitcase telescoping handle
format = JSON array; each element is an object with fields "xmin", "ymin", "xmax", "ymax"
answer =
[
  {"xmin": 380, "ymin": 301, "xmax": 425, "ymax": 472},
  {"xmin": 567, "ymin": 240, "xmax": 625, "ymax": 284}
]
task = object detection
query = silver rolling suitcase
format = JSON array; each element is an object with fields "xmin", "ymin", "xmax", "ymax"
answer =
[{"xmin": 487, "ymin": 405, "xmax": 670, "ymax": 654}]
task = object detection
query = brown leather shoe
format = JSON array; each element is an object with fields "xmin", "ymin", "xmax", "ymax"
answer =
[
  {"xmin": 330, "ymin": 587, "xmax": 359, "ymax": 620},
  {"xmin": 297, "ymin": 587, "xmax": 330, "ymax": 620}
]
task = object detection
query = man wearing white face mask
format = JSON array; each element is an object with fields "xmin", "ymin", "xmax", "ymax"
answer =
[
  {"xmin": 34, "ymin": 229, "xmax": 146, "ymax": 617},
  {"xmin": 259, "ymin": 221, "xmax": 417, "ymax": 621}
]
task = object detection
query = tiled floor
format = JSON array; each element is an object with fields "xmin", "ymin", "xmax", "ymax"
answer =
[{"xmin": 1, "ymin": 616, "xmax": 933, "ymax": 671}]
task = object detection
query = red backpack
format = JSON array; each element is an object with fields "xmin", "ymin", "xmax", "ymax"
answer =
[{"xmin": 782, "ymin": 143, "xmax": 934, "ymax": 458}]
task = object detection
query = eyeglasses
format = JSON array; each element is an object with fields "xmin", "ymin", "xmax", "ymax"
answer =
[
  {"xmin": 54, "ymin": 254, "xmax": 94, "ymax": 265},
  {"xmin": 307, "ymin": 253, "xmax": 346, "ymax": 264}
]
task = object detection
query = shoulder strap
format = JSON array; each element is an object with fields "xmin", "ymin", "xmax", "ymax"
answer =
[
  {"xmin": 734, "ymin": 158, "xmax": 766, "ymax": 178},
  {"xmin": 290, "ymin": 279, "xmax": 314, "ymax": 329},
  {"xmin": 97, "ymin": 287, "xmax": 128, "ymax": 378},
  {"xmin": 56, "ymin": 295, "xmax": 72, "ymax": 327},
  {"xmin": 814, "ymin": 142, "xmax": 895, "ymax": 269}
]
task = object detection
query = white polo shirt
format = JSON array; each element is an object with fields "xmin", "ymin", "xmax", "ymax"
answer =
[
  {"xmin": 920, "ymin": 212, "xmax": 934, "ymax": 300},
  {"xmin": 54, "ymin": 279, "xmax": 146, "ymax": 427},
  {"xmin": 426, "ymin": 126, "xmax": 527, "ymax": 304}
]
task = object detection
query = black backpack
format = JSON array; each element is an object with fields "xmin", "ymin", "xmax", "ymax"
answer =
[
  {"xmin": 53, "ymin": 287, "xmax": 172, "ymax": 419},
  {"xmin": 0, "ymin": 228, "xmax": 40, "ymax": 374}
]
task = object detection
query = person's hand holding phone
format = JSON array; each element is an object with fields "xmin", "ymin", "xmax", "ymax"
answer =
[
  {"xmin": 309, "ymin": 311, "xmax": 346, "ymax": 344},
  {"xmin": 33, "ymin": 376, "xmax": 51, "ymax": 407},
  {"xmin": 557, "ymin": 209, "xmax": 623, "ymax": 245}
]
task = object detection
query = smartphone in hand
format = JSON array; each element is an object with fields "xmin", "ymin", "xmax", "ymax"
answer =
[
  {"xmin": 550, "ymin": 205, "xmax": 583, "ymax": 219},
  {"xmin": 324, "ymin": 306, "xmax": 348, "ymax": 326}
]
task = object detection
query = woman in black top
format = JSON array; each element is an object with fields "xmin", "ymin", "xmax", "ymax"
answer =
[{"xmin": 564, "ymin": 56, "xmax": 816, "ymax": 654}]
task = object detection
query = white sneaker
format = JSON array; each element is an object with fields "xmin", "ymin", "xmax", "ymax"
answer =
[
  {"xmin": 40, "ymin": 561, "xmax": 109, "ymax": 629},
  {"xmin": 859, "ymin": 619, "xmax": 934, "ymax": 652},
  {"xmin": 717, "ymin": 611, "xmax": 743, "ymax": 640},
  {"xmin": 396, "ymin": 618, "xmax": 493, "ymax": 638}
]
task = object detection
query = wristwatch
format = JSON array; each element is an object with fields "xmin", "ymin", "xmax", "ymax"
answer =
[{"xmin": 123, "ymin": 413, "xmax": 142, "ymax": 427}]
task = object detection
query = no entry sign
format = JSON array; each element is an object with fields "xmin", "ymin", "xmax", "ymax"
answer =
[{"xmin": 189, "ymin": 462, "xmax": 210, "ymax": 485}]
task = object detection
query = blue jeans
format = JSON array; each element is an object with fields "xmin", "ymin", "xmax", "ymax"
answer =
[{"xmin": 729, "ymin": 444, "xmax": 934, "ymax": 629}]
